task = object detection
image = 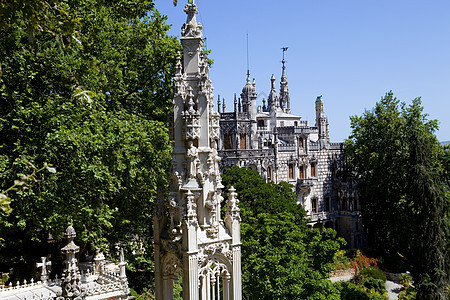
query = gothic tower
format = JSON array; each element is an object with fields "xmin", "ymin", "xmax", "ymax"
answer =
[
  {"xmin": 315, "ymin": 95, "xmax": 330, "ymax": 148},
  {"xmin": 240, "ymin": 76, "xmax": 257, "ymax": 149},
  {"xmin": 154, "ymin": 1, "xmax": 242, "ymax": 299}
]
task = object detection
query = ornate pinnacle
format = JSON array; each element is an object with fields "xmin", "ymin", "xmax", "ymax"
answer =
[{"xmin": 226, "ymin": 186, "xmax": 240, "ymax": 221}]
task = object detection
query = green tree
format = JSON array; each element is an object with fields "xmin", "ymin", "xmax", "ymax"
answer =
[
  {"xmin": 222, "ymin": 167, "xmax": 344, "ymax": 300},
  {"xmin": 346, "ymin": 92, "xmax": 450, "ymax": 299},
  {"xmin": 0, "ymin": 0, "xmax": 180, "ymax": 284}
]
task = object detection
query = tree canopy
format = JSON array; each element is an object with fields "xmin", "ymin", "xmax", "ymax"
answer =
[
  {"xmin": 222, "ymin": 167, "xmax": 345, "ymax": 300},
  {"xmin": 0, "ymin": 0, "xmax": 180, "ymax": 278},
  {"xmin": 346, "ymin": 92, "xmax": 450, "ymax": 298}
]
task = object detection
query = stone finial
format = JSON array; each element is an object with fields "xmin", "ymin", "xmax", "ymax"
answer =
[
  {"xmin": 65, "ymin": 226, "xmax": 76, "ymax": 240},
  {"xmin": 93, "ymin": 249, "xmax": 105, "ymax": 276},
  {"xmin": 36, "ymin": 257, "xmax": 52, "ymax": 285},
  {"xmin": 226, "ymin": 187, "xmax": 240, "ymax": 221},
  {"xmin": 175, "ymin": 51, "xmax": 182, "ymax": 76},
  {"xmin": 181, "ymin": 0, "xmax": 202, "ymax": 38},
  {"xmin": 185, "ymin": 190, "xmax": 198, "ymax": 226}
]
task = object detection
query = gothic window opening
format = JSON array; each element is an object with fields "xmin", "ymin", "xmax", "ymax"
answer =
[
  {"xmin": 289, "ymin": 163, "xmax": 294, "ymax": 179},
  {"xmin": 257, "ymin": 120, "xmax": 265, "ymax": 127},
  {"xmin": 267, "ymin": 166, "xmax": 273, "ymax": 181},
  {"xmin": 199, "ymin": 260, "xmax": 231, "ymax": 300},
  {"xmin": 242, "ymin": 103, "xmax": 247, "ymax": 113},
  {"xmin": 280, "ymin": 121, "xmax": 284, "ymax": 127},
  {"xmin": 239, "ymin": 134, "xmax": 247, "ymax": 149},
  {"xmin": 294, "ymin": 121, "xmax": 298, "ymax": 126},
  {"xmin": 299, "ymin": 138, "xmax": 304, "ymax": 150},
  {"xmin": 311, "ymin": 198, "xmax": 318, "ymax": 214},
  {"xmin": 342, "ymin": 197, "xmax": 347, "ymax": 210},
  {"xmin": 223, "ymin": 134, "xmax": 233, "ymax": 149},
  {"xmin": 310, "ymin": 163, "xmax": 316, "ymax": 177},
  {"xmin": 299, "ymin": 165, "xmax": 304, "ymax": 179},
  {"xmin": 325, "ymin": 196, "xmax": 330, "ymax": 212}
]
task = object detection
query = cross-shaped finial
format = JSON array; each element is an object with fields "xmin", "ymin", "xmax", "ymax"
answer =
[{"xmin": 36, "ymin": 256, "xmax": 51, "ymax": 285}]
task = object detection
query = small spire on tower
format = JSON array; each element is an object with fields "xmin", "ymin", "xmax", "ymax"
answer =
[{"xmin": 280, "ymin": 47, "xmax": 291, "ymax": 113}]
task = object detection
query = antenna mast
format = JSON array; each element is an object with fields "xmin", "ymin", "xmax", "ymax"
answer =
[{"xmin": 246, "ymin": 34, "xmax": 250, "ymax": 79}]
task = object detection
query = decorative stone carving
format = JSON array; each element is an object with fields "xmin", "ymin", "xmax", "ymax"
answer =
[
  {"xmin": 186, "ymin": 141, "xmax": 200, "ymax": 180},
  {"xmin": 237, "ymin": 122, "xmax": 250, "ymax": 134},
  {"xmin": 181, "ymin": 2, "xmax": 203, "ymax": 38},
  {"xmin": 36, "ymin": 256, "xmax": 51, "ymax": 285},
  {"xmin": 184, "ymin": 190, "xmax": 198, "ymax": 227},
  {"xmin": 205, "ymin": 192, "xmax": 219, "ymax": 238},
  {"xmin": 226, "ymin": 187, "xmax": 240, "ymax": 222},
  {"xmin": 221, "ymin": 122, "xmax": 237, "ymax": 135},
  {"xmin": 59, "ymin": 226, "xmax": 86, "ymax": 299},
  {"xmin": 209, "ymin": 110, "xmax": 220, "ymax": 140}
]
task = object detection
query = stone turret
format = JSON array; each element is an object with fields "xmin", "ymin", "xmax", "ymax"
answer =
[
  {"xmin": 154, "ymin": 1, "xmax": 242, "ymax": 299},
  {"xmin": 315, "ymin": 95, "xmax": 330, "ymax": 148}
]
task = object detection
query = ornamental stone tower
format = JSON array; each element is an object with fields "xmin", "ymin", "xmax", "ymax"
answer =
[{"xmin": 153, "ymin": 1, "xmax": 242, "ymax": 299}]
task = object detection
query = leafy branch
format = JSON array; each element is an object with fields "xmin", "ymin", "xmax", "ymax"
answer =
[{"xmin": 0, "ymin": 162, "xmax": 56, "ymax": 215}]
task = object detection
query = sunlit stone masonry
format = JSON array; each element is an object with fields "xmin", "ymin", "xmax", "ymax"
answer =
[{"xmin": 153, "ymin": 1, "xmax": 242, "ymax": 299}]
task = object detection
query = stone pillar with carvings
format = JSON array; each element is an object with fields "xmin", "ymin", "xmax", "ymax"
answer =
[{"xmin": 154, "ymin": 1, "xmax": 242, "ymax": 299}]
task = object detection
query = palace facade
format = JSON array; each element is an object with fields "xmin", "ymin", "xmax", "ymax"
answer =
[{"xmin": 217, "ymin": 61, "xmax": 364, "ymax": 248}]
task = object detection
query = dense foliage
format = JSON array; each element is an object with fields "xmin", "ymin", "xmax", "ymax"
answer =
[
  {"xmin": 335, "ymin": 281, "xmax": 387, "ymax": 300},
  {"xmin": 346, "ymin": 92, "xmax": 450, "ymax": 298},
  {"xmin": 222, "ymin": 167, "xmax": 345, "ymax": 300},
  {"xmin": 0, "ymin": 0, "xmax": 180, "ymax": 279}
]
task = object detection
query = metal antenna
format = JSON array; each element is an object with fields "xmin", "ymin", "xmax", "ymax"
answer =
[{"xmin": 246, "ymin": 34, "xmax": 250, "ymax": 80}]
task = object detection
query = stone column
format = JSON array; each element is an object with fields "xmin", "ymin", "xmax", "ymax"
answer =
[
  {"xmin": 232, "ymin": 246, "xmax": 242, "ymax": 300},
  {"xmin": 183, "ymin": 253, "xmax": 199, "ymax": 300}
]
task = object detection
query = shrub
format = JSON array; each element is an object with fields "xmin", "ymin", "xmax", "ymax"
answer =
[
  {"xmin": 337, "ymin": 281, "xmax": 388, "ymax": 300},
  {"xmin": 398, "ymin": 286, "xmax": 417, "ymax": 300},
  {"xmin": 350, "ymin": 250, "xmax": 378, "ymax": 272},
  {"xmin": 361, "ymin": 278, "xmax": 387, "ymax": 295},
  {"xmin": 332, "ymin": 250, "xmax": 351, "ymax": 270},
  {"xmin": 360, "ymin": 267, "xmax": 387, "ymax": 282},
  {"xmin": 399, "ymin": 273, "xmax": 412, "ymax": 288}
]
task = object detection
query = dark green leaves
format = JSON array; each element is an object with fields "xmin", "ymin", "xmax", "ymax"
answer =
[
  {"xmin": 222, "ymin": 167, "xmax": 344, "ymax": 299},
  {"xmin": 0, "ymin": 0, "xmax": 179, "ymax": 277},
  {"xmin": 346, "ymin": 92, "xmax": 450, "ymax": 298}
]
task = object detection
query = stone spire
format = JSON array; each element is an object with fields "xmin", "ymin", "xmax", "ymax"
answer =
[
  {"xmin": 279, "ymin": 56, "xmax": 291, "ymax": 114},
  {"xmin": 267, "ymin": 74, "xmax": 279, "ymax": 112},
  {"xmin": 217, "ymin": 95, "xmax": 221, "ymax": 113},
  {"xmin": 154, "ymin": 1, "xmax": 242, "ymax": 299}
]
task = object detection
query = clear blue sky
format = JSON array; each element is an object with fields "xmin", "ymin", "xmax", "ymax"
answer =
[{"xmin": 155, "ymin": 0, "xmax": 450, "ymax": 142}]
